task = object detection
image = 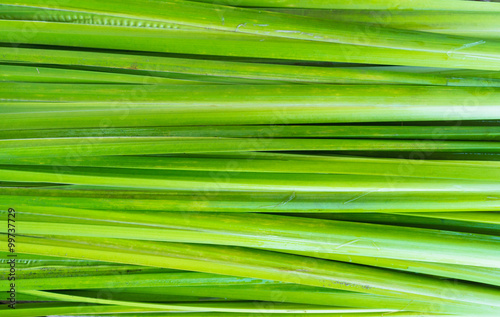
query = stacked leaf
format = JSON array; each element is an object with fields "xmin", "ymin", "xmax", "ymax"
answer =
[{"xmin": 0, "ymin": 0, "xmax": 499, "ymax": 316}]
